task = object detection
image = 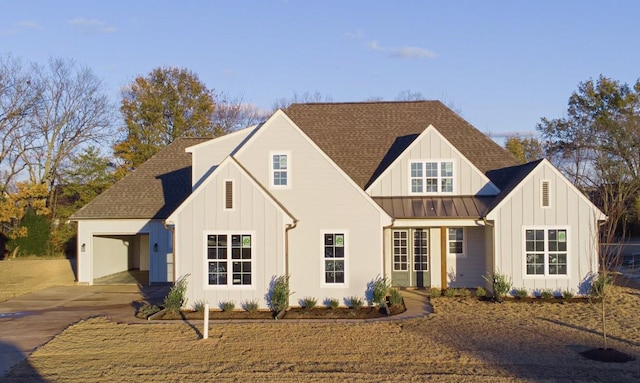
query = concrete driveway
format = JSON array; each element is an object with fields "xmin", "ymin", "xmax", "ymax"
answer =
[{"xmin": 0, "ymin": 284, "xmax": 168, "ymax": 376}]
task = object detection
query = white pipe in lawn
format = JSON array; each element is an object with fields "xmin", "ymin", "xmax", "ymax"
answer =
[{"xmin": 203, "ymin": 303, "xmax": 209, "ymax": 339}]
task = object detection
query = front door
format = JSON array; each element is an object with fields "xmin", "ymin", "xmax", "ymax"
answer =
[{"xmin": 391, "ymin": 229, "xmax": 430, "ymax": 287}]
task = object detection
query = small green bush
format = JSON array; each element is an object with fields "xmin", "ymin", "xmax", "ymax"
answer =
[
  {"xmin": 540, "ymin": 289, "xmax": 554, "ymax": 299},
  {"xmin": 388, "ymin": 289, "xmax": 403, "ymax": 306},
  {"xmin": 220, "ymin": 301, "xmax": 235, "ymax": 312},
  {"xmin": 242, "ymin": 299, "xmax": 259, "ymax": 313},
  {"xmin": 326, "ymin": 298, "xmax": 340, "ymax": 309},
  {"xmin": 269, "ymin": 275, "xmax": 291, "ymax": 312},
  {"xmin": 458, "ymin": 288, "xmax": 471, "ymax": 298},
  {"xmin": 301, "ymin": 296, "xmax": 318, "ymax": 309},
  {"xmin": 444, "ymin": 288, "xmax": 457, "ymax": 297},
  {"xmin": 483, "ymin": 270, "xmax": 512, "ymax": 302},
  {"xmin": 138, "ymin": 304, "xmax": 161, "ymax": 318},
  {"xmin": 372, "ymin": 275, "xmax": 391, "ymax": 306},
  {"xmin": 514, "ymin": 287, "xmax": 529, "ymax": 298},
  {"xmin": 429, "ymin": 287, "xmax": 442, "ymax": 297},
  {"xmin": 192, "ymin": 299, "xmax": 206, "ymax": 313},
  {"xmin": 475, "ymin": 287, "xmax": 487, "ymax": 298},
  {"xmin": 348, "ymin": 296, "xmax": 364, "ymax": 309},
  {"xmin": 164, "ymin": 274, "xmax": 190, "ymax": 314},
  {"xmin": 562, "ymin": 289, "xmax": 575, "ymax": 300}
]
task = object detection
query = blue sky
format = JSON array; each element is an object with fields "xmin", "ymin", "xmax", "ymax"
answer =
[{"xmin": 2, "ymin": 1, "xmax": 639, "ymax": 139}]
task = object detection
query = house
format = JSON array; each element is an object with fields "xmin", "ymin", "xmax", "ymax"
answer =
[{"xmin": 71, "ymin": 101, "xmax": 605, "ymax": 307}]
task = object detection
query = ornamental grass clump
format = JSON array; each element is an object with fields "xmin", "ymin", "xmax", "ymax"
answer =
[
  {"xmin": 514, "ymin": 287, "xmax": 529, "ymax": 298},
  {"xmin": 301, "ymin": 296, "xmax": 318, "ymax": 309},
  {"xmin": 220, "ymin": 301, "xmax": 235, "ymax": 312},
  {"xmin": 371, "ymin": 275, "xmax": 390, "ymax": 306},
  {"xmin": 540, "ymin": 289, "xmax": 554, "ymax": 299},
  {"xmin": 242, "ymin": 299, "xmax": 259, "ymax": 313},
  {"xmin": 563, "ymin": 289, "xmax": 575, "ymax": 301},
  {"xmin": 388, "ymin": 289, "xmax": 403, "ymax": 306},
  {"xmin": 192, "ymin": 299, "xmax": 206, "ymax": 313},
  {"xmin": 326, "ymin": 298, "xmax": 340, "ymax": 309},
  {"xmin": 348, "ymin": 296, "xmax": 364, "ymax": 309},
  {"xmin": 429, "ymin": 287, "xmax": 442, "ymax": 297},
  {"xmin": 475, "ymin": 286, "xmax": 487, "ymax": 299}
]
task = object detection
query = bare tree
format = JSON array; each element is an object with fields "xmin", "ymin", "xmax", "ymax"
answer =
[
  {"xmin": 212, "ymin": 93, "xmax": 269, "ymax": 134},
  {"xmin": 271, "ymin": 91, "xmax": 333, "ymax": 111},
  {"xmin": 0, "ymin": 55, "xmax": 39, "ymax": 193},
  {"xmin": 22, "ymin": 57, "xmax": 115, "ymax": 211}
]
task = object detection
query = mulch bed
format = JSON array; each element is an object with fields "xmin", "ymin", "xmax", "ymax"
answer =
[
  {"xmin": 146, "ymin": 304, "xmax": 406, "ymax": 320},
  {"xmin": 580, "ymin": 348, "xmax": 636, "ymax": 363}
]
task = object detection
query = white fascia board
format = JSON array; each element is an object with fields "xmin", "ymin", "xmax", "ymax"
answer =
[
  {"xmin": 184, "ymin": 125, "xmax": 257, "ymax": 153},
  {"xmin": 365, "ymin": 124, "xmax": 500, "ymax": 194}
]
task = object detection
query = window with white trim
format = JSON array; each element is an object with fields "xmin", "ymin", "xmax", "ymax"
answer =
[
  {"xmin": 324, "ymin": 233, "xmax": 345, "ymax": 284},
  {"xmin": 410, "ymin": 160, "xmax": 454, "ymax": 193},
  {"xmin": 271, "ymin": 153, "xmax": 289, "ymax": 187},
  {"xmin": 525, "ymin": 228, "xmax": 567, "ymax": 276},
  {"xmin": 447, "ymin": 228, "xmax": 465, "ymax": 257},
  {"xmin": 414, "ymin": 229, "xmax": 429, "ymax": 271},
  {"xmin": 207, "ymin": 234, "xmax": 253, "ymax": 286},
  {"xmin": 393, "ymin": 230, "xmax": 408, "ymax": 271}
]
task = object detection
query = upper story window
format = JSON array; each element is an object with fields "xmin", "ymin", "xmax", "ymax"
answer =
[
  {"xmin": 410, "ymin": 160, "xmax": 454, "ymax": 194},
  {"xmin": 270, "ymin": 152, "xmax": 290, "ymax": 188}
]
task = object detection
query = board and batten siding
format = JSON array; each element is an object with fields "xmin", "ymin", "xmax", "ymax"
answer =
[
  {"xmin": 235, "ymin": 112, "xmax": 390, "ymax": 305},
  {"xmin": 172, "ymin": 159, "xmax": 290, "ymax": 309},
  {"xmin": 446, "ymin": 226, "xmax": 487, "ymax": 288},
  {"xmin": 488, "ymin": 162, "xmax": 600, "ymax": 293},
  {"xmin": 367, "ymin": 127, "xmax": 497, "ymax": 196},
  {"xmin": 187, "ymin": 127, "xmax": 255, "ymax": 188}
]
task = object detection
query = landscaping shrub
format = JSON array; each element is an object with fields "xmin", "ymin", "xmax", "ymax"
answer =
[
  {"xmin": 514, "ymin": 287, "xmax": 529, "ymax": 298},
  {"xmin": 475, "ymin": 286, "xmax": 487, "ymax": 298},
  {"xmin": 220, "ymin": 301, "xmax": 235, "ymax": 312},
  {"xmin": 164, "ymin": 274, "xmax": 189, "ymax": 314},
  {"xmin": 326, "ymin": 298, "xmax": 340, "ymax": 309},
  {"xmin": 444, "ymin": 288, "xmax": 457, "ymax": 297},
  {"xmin": 483, "ymin": 270, "xmax": 512, "ymax": 302},
  {"xmin": 388, "ymin": 289, "xmax": 403, "ymax": 306},
  {"xmin": 348, "ymin": 296, "xmax": 364, "ymax": 309},
  {"xmin": 301, "ymin": 296, "xmax": 318, "ymax": 309},
  {"xmin": 458, "ymin": 288, "xmax": 471, "ymax": 298},
  {"xmin": 371, "ymin": 275, "xmax": 390, "ymax": 306},
  {"xmin": 563, "ymin": 289, "xmax": 575, "ymax": 300},
  {"xmin": 268, "ymin": 275, "xmax": 291, "ymax": 313},
  {"xmin": 540, "ymin": 289, "xmax": 554, "ymax": 299},
  {"xmin": 242, "ymin": 299, "xmax": 259, "ymax": 313},
  {"xmin": 192, "ymin": 299, "xmax": 206, "ymax": 313},
  {"xmin": 429, "ymin": 287, "xmax": 442, "ymax": 297}
]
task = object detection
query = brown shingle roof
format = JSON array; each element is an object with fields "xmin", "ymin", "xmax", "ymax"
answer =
[
  {"xmin": 70, "ymin": 137, "xmax": 209, "ymax": 220},
  {"xmin": 285, "ymin": 101, "xmax": 519, "ymax": 189}
]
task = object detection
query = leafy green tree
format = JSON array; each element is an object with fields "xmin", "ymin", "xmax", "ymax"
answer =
[
  {"xmin": 114, "ymin": 67, "xmax": 216, "ymax": 178},
  {"xmin": 504, "ymin": 135, "xmax": 545, "ymax": 163}
]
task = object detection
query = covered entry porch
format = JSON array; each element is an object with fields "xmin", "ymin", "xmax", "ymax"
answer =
[{"xmin": 376, "ymin": 196, "xmax": 495, "ymax": 289}]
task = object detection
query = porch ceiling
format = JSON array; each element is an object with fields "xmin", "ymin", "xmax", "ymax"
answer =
[{"xmin": 373, "ymin": 196, "xmax": 494, "ymax": 219}]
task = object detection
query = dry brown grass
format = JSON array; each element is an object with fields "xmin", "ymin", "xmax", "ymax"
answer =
[
  {"xmin": 0, "ymin": 259, "xmax": 76, "ymax": 303},
  {"xmin": 5, "ymin": 286, "xmax": 640, "ymax": 382}
]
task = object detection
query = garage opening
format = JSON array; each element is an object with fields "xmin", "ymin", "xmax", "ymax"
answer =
[{"xmin": 92, "ymin": 233, "xmax": 150, "ymax": 285}]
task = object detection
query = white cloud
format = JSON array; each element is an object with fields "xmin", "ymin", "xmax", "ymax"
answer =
[
  {"xmin": 367, "ymin": 40, "xmax": 438, "ymax": 60},
  {"xmin": 69, "ymin": 18, "xmax": 117, "ymax": 33},
  {"xmin": 15, "ymin": 20, "xmax": 43, "ymax": 31}
]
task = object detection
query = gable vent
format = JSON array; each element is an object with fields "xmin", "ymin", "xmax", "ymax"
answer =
[
  {"xmin": 541, "ymin": 180, "xmax": 550, "ymax": 208},
  {"xmin": 225, "ymin": 180, "xmax": 234, "ymax": 210}
]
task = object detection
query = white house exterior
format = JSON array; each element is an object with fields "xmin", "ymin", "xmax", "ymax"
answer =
[{"xmin": 72, "ymin": 101, "xmax": 605, "ymax": 307}]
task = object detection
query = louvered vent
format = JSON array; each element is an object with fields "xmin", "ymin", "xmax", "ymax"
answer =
[
  {"xmin": 225, "ymin": 181, "xmax": 233, "ymax": 209},
  {"xmin": 541, "ymin": 180, "xmax": 550, "ymax": 207}
]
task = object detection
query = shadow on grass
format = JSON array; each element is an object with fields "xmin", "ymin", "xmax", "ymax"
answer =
[
  {"xmin": 1, "ymin": 340, "xmax": 47, "ymax": 382},
  {"xmin": 538, "ymin": 317, "xmax": 640, "ymax": 348}
]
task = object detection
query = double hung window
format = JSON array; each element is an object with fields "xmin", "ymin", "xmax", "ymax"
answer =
[
  {"xmin": 207, "ymin": 233, "xmax": 253, "ymax": 286},
  {"xmin": 324, "ymin": 233, "xmax": 345, "ymax": 284},
  {"xmin": 524, "ymin": 228, "xmax": 568, "ymax": 276},
  {"xmin": 410, "ymin": 160, "xmax": 454, "ymax": 193}
]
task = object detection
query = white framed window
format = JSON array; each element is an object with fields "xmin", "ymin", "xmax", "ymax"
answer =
[
  {"xmin": 322, "ymin": 232, "xmax": 346, "ymax": 285},
  {"xmin": 206, "ymin": 233, "xmax": 254, "ymax": 287},
  {"xmin": 392, "ymin": 230, "xmax": 408, "ymax": 271},
  {"xmin": 447, "ymin": 228, "xmax": 465, "ymax": 257},
  {"xmin": 223, "ymin": 180, "xmax": 234, "ymax": 210},
  {"xmin": 524, "ymin": 227, "xmax": 568, "ymax": 277},
  {"xmin": 540, "ymin": 180, "xmax": 551, "ymax": 208},
  {"xmin": 270, "ymin": 152, "xmax": 290, "ymax": 188},
  {"xmin": 409, "ymin": 160, "xmax": 454, "ymax": 194}
]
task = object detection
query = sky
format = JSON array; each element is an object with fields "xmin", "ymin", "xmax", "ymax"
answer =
[{"xmin": 2, "ymin": 0, "xmax": 640, "ymax": 141}]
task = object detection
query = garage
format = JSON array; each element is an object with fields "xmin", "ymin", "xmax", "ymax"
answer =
[{"xmin": 92, "ymin": 233, "xmax": 150, "ymax": 284}]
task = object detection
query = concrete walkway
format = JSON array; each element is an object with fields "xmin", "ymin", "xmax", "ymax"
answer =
[{"xmin": 0, "ymin": 285, "xmax": 432, "ymax": 377}]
